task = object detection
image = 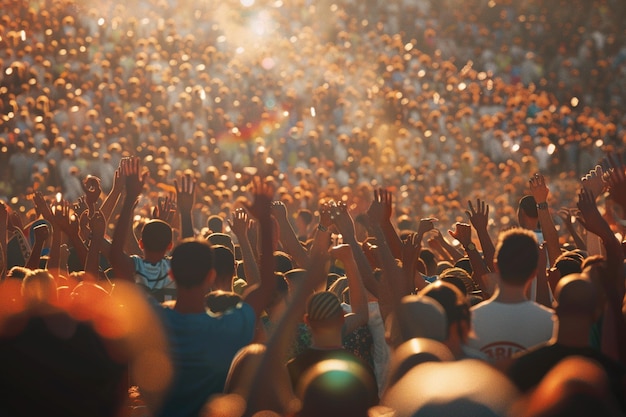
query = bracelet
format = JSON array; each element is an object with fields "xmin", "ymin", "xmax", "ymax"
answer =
[
  {"xmin": 317, "ymin": 224, "xmax": 328, "ymax": 232},
  {"xmin": 536, "ymin": 202, "xmax": 548, "ymax": 210}
]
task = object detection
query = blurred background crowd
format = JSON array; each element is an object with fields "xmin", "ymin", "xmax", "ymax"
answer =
[{"xmin": 1, "ymin": 0, "xmax": 626, "ymax": 235}]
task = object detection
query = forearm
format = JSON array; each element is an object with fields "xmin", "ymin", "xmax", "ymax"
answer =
[
  {"xmin": 238, "ymin": 235, "xmax": 261, "ymax": 286},
  {"xmin": 26, "ymin": 241, "xmax": 45, "ymax": 270},
  {"xmin": 276, "ymin": 218, "xmax": 308, "ymax": 268},
  {"xmin": 46, "ymin": 228, "xmax": 62, "ymax": 277},
  {"xmin": 180, "ymin": 211, "xmax": 194, "ymax": 239},
  {"xmin": 85, "ymin": 240, "xmax": 102, "ymax": 280},
  {"xmin": 100, "ymin": 188, "xmax": 121, "ymax": 222},
  {"xmin": 381, "ymin": 219, "xmax": 402, "ymax": 259},
  {"xmin": 342, "ymin": 234, "xmax": 379, "ymax": 299},
  {"xmin": 475, "ymin": 228, "xmax": 496, "ymax": 271},
  {"xmin": 536, "ymin": 208, "xmax": 561, "ymax": 267},
  {"xmin": 438, "ymin": 236, "xmax": 464, "ymax": 262}
]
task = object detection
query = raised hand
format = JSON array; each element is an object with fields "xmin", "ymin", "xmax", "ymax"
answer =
[
  {"xmin": 529, "ymin": 172, "xmax": 549, "ymax": 204},
  {"xmin": 367, "ymin": 188, "xmax": 392, "ymax": 226},
  {"xmin": 576, "ymin": 187, "xmax": 607, "ymax": 236},
  {"xmin": 329, "ymin": 200, "xmax": 356, "ymax": 242},
  {"xmin": 152, "ymin": 195, "xmax": 175, "ymax": 223},
  {"xmin": 228, "ymin": 207, "xmax": 252, "ymax": 239},
  {"xmin": 605, "ymin": 153, "xmax": 626, "ymax": 211},
  {"xmin": 246, "ymin": 176, "xmax": 274, "ymax": 221},
  {"xmin": 82, "ymin": 175, "xmax": 102, "ymax": 215},
  {"xmin": 174, "ymin": 173, "xmax": 196, "ymax": 214},
  {"xmin": 121, "ymin": 157, "xmax": 147, "ymax": 201},
  {"xmin": 52, "ymin": 200, "xmax": 80, "ymax": 239},
  {"xmin": 329, "ymin": 243, "xmax": 355, "ymax": 264},
  {"xmin": 416, "ymin": 217, "xmax": 437, "ymax": 237},
  {"xmin": 448, "ymin": 222, "xmax": 472, "ymax": 248},
  {"xmin": 32, "ymin": 191, "xmax": 54, "ymax": 223},
  {"xmin": 318, "ymin": 201, "xmax": 335, "ymax": 232},
  {"xmin": 466, "ymin": 198, "xmax": 489, "ymax": 232},
  {"xmin": 581, "ymin": 165, "xmax": 605, "ymax": 201},
  {"xmin": 269, "ymin": 200, "xmax": 288, "ymax": 222}
]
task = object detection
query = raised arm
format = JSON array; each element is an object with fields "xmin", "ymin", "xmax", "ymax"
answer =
[
  {"xmin": 85, "ymin": 211, "xmax": 105, "ymax": 281},
  {"xmin": 330, "ymin": 243, "xmax": 368, "ymax": 334},
  {"xmin": 174, "ymin": 173, "xmax": 196, "ymax": 239},
  {"xmin": 466, "ymin": 198, "xmax": 496, "ymax": 271},
  {"xmin": 529, "ymin": 173, "xmax": 561, "ymax": 267},
  {"xmin": 557, "ymin": 207, "xmax": 587, "ymax": 251},
  {"xmin": 241, "ymin": 177, "xmax": 277, "ymax": 318},
  {"xmin": 110, "ymin": 157, "xmax": 147, "ymax": 282},
  {"xmin": 449, "ymin": 222, "xmax": 492, "ymax": 298},
  {"xmin": 100, "ymin": 166, "xmax": 123, "ymax": 222},
  {"xmin": 270, "ymin": 200, "xmax": 308, "ymax": 268},
  {"xmin": 371, "ymin": 188, "xmax": 403, "ymax": 259},
  {"xmin": 0, "ymin": 201, "xmax": 7, "ymax": 279},
  {"xmin": 228, "ymin": 207, "xmax": 260, "ymax": 286},
  {"xmin": 26, "ymin": 222, "xmax": 49, "ymax": 270},
  {"xmin": 577, "ymin": 186, "xmax": 626, "ymax": 363},
  {"xmin": 33, "ymin": 193, "xmax": 62, "ymax": 278}
]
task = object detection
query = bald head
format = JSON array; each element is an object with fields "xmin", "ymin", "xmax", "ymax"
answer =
[{"xmin": 554, "ymin": 274, "xmax": 598, "ymax": 318}]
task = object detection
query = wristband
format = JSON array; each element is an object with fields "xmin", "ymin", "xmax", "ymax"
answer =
[
  {"xmin": 317, "ymin": 224, "xmax": 328, "ymax": 232},
  {"xmin": 536, "ymin": 202, "xmax": 548, "ymax": 210}
]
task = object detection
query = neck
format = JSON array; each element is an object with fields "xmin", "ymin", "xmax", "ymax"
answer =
[
  {"xmin": 144, "ymin": 251, "xmax": 165, "ymax": 263},
  {"xmin": 310, "ymin": 327, "xmax": 343, "ymax": 349},
  {"xmin": 556, "ymin": 317, "xmax": 592, "ymax": 348},
  {"xmin": 174, "ymin": 287, "xmax": 208, "ymax": 314},
  {"xmin": 492, "ymin": 281, "xmax": 530, "ymax": 303}
]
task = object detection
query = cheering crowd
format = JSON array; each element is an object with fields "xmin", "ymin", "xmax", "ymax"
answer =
[{"xmin": 0, "ymin": 0, "xmax": 625, "ymax": 416}]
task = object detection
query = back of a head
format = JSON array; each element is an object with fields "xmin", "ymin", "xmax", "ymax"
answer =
[
  {"xmin": 207, "ymin": 232, "xmax": 235, "ymax": 255},
  {"xmin": 297, "ymin": 358, "xmax": 378, "ymax": 417},
  {"xmin": 495, "ymin": 228, "xmax": 539, "ymax": 286},
  {"xmin": 383, "ymin": 360, "xmax": 519, "ymax": 417},
  {"xmin": 171, "ymin": 239, "xmax": 213, "ymax": 289},
  {"xmin": 554, "ymin": 252, "xmax": 583, "ymax": 277},
  {"xmin": 395, "ymin": 295, "xmax": 447, "ymax": 345},
  {"xmin": 296, "ymin": 209, "xmax": 313, "ymax": 226},
  {"xmin": 21, "ymin": 269, "xmax": 56, "ymax": 303},
  {"xmin": 141, "ymin": 220, "xmax": 173, "ymax": 253},
  {"xmin": 419, "ymin": 249, "xmax": 437, "ymax": 275},
  {"xmin": 420, "ymin": 281, "xmax": 470, "ymax": 337},
  {"xmin": 213, "ymin": 245, "xmax": 236, "ymax": 278},
  {"xmin": 518, "ymin": 195, "xmax": 538, "ymax": 221},
  {"xmin": 554, "ymin": 274, "xmax": 598, "ymax": 319},
  {"xmin": 274, "ymin": 251, "xmax": 294, "ymax": 274},
  {"xmin": 207, "ymin": 215, "xmax": 224, "ymax": 233},
  {"xmin": 306, "ymin": 291, "xmax": 343, "ymax": 327},
  {"xmin": 387, "ymin": 338, "xmax": 454, "ymax": 388}
]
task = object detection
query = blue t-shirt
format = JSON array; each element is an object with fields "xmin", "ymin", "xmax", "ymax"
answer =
[{"xmin": 152, "ymin": 300, "xmax": 256, "ymax": 417}]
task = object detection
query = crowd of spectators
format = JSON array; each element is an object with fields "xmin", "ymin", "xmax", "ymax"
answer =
[
  {"xmin": 0, "ymin": 0, "xmax": 626, "ymax": 416},
  {"xmin": 1, "ymin": 0, "xmax": 626, "ymax": 237}
]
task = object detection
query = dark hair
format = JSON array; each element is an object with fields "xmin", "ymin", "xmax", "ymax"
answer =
[
  {"xmin": 419, "ymin": 248, "xmax": 437, "ymax": 269},
  {"xmin": 274, "ymin": 251, "xmax": 294, "ymax": 273},
  {"xmin": 141, "ymin": 220, "xmax": 172, "ymax": 252},
  {"xmin": 170, "ymin": 239, "xmax": 214, "ymax": 289},
  {"xmin": 495, "ymin": 228, "xmax": 538, "ymax": 286},
  {"xmin": 554, "ymin": 252, "xmax": 583, "ymax": 277},
  {"xmin": 207, "ymin": 215, "xmax": 223, "ymax": 233},
  {"xmin": 213, "ymin": 245, "xmax": 235, "ymax": 287},
  {"xmin": 421, "ymin": 281, "xmax": 470, "ymax": 338},
  {"xmin": 518, "ymin": 195, "xmax": 538, "ymax": 218}
]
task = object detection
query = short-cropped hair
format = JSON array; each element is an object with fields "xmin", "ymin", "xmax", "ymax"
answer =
[
  {"xmin": 171, "ymin": 239, "xmax": 213, "ymax": 289},
  {"xmin": 141, "ymin": 220, "xmax": 172, "ymax": 252},
  {"xmin": 495, "ymin": 228, "xmax": 538, "ymax": 286}
]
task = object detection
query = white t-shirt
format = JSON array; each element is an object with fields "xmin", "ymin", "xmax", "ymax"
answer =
[{"xmin": 468, "ymin": 299, "xmax": 555, "ymax": 362}]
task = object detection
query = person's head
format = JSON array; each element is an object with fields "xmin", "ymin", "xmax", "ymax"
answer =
[
  {"xmin": 419, "ymin": 248, "xmax": 438, "ymax": 277},
  {"xmin": 274, "ymin": 251, "xmax": 294, "ymax": 274},
  {"xmin": 21, "ymin": 269, "xmax": 57, "ymax": 304},
  {"xmin": 517, "ymin": 195, "xmax": 539, "ymax": 229},
  {"xmin": 420, "ymin": 281, "xmax": 471, "ymax": 353},
  {"xmin": 305, "ymin": 291, "xmax": 344, "ymax": 330},
  {"xmin": 207, "ymin": 232, "xmax": 235, "ymax": 255},
  {"xmin": 296, "ymin": 358, "xmax": 378, "ymax": 417},
  {"xmin": 207, "ymin": 215, "xmax": 223, "ymax": 233},
  {"xmin": 140, "ymin": 220, "xmax": 173, "ymax": 254},
  {"xmin": 554, "ymin": 274, "xmax": 600, "ymax": 322},
  {"xmin": 170, "ymin": 239, "xmax": 215, "ymax": 289},
  {"xmin": 495, "ymin": 228, "xmax": 539, "ymax": 286},
  {"xmin": 212, "ymin": 245, "xmax": 236, "ymax": 290},
  {"xmin": 554, "ymin": 251, "xmax": 583, "ymax": 277}
]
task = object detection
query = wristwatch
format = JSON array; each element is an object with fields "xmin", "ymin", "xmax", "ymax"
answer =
[
  {"xmin": 465, "ymin": 242, "xmax": 476, "ymax": 251},
  {"xmin": 536, "ymin": 202, "xmax": 548, "ymax": 210}
]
